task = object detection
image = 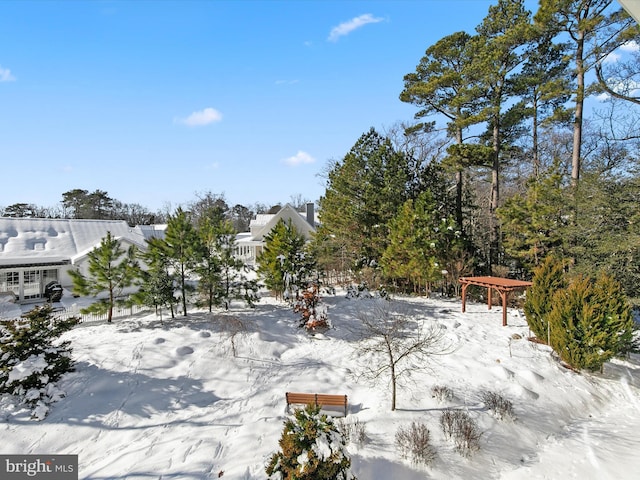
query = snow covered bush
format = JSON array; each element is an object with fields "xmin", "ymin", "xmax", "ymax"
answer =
[
  {"xmin": 431, "ymin": 385, "xmax": 454, "ymax": 404},
  {"xmin": 480, "ymin": 391, "xmax": 515, "ymax": 421},
  {"xmin": 265, "ymin": 404, "xmax": 355, "ymax": 480},
  {"xmin": 336, "ymin": 416, "xmax": 367, "ymax": 446},
  {"xmin": 395, "ymin": 421, "xmax": 436, "ymax": 466},
  {"xmin": 440, "ymin": 409, "xmax": 481, "ymax": 457},
  {"xmin": 0, "ymin": 305, "xmax": 79, "ymax": 419}
]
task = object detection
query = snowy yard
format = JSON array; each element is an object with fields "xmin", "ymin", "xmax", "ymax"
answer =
[{"xmin": 1, "ymin": 292, "xmax": 639, "ymax": 479}]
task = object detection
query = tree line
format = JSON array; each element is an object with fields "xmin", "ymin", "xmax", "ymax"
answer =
[
  {"xmin": 314, "ymin": 0, "xmax": 640, "ymax": 301},
  {"xmin": 1, "ymin": 187, "xmax": 311, "ymax": 234}
]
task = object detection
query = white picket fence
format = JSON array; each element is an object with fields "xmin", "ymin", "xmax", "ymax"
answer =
[{"xmin": 53, "ymin": 303, "xmax": 150, "ymax": 324}]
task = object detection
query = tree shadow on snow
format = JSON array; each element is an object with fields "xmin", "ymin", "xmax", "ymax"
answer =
[{"xmin": 10, "ymin": 362, "xmax": 225, "ymax": 430}]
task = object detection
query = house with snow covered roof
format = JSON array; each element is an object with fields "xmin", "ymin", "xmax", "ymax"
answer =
[
  {"xmin": 235, "ymin": 203, "xmax": 316, "ymax": 265},
  {"xmin": 0, "ymin": 218, "xmax": 164, "ymax": 304}
]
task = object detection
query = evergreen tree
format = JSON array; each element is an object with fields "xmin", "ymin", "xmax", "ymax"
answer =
[
  {"xmin": 536, "ymin": 0, "xmax": 637, "ymax": 185},
  {"xmin": 548, "ymin": 273, "xmax": 636, "ymax": 371},
  {"xmin": 470, "ymin": 0, "xmax": 533, "ymax": 267},
  {"xmin": 512, "ymin": 33, "xmax": 573, "ymax": 176},
  {"xmin": 382, "ymin": 192, "xmax": 442, "ymax": 294},
  {"xmin": 400, "ymin": 30, "xmax": 480, "ymax": 232},
  {"xmin": 266, "ymin": 404, "xmax": 353, "ymax": 480},
  {"xmin": 69, "ymin": 231, "xmax": 141, "ymax": 323},
  {"xmin": 0, "ymin": 305, "xmax": 79, "ymax": 417},
  {"xmin": 497, "ymin": 161, "xmax": 568, "ymax": 269},
  {"xmin": 257, "ymin": 219, "xmax": 314, "ymax": 301},
  {"xmin": 317, "ymin": 128, "xmax": 410, "ymax": 280},
  {"xmin": 161, "ymin": 208, "xmax": 200, "ymax": 316},
  {"xmin": 194, "ymin": 217, "xmax": 223, "ymax": 312},
  {"xmin": 134, "ymin": 238, "xmax": 178, "ymax": 319}
]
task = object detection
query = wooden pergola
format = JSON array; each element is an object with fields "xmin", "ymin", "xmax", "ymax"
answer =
[{"xmin": 459, "ymin": 276, "xmax": 533, "ymax": 326}]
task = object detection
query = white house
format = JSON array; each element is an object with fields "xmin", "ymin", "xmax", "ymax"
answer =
[
  {"xmin": 235, "ymin": 203, "xmax": 317, "ymax": 264},
  {"xmin": 0, "ymin": 218, "xmax": 164, "ymax": 304}
]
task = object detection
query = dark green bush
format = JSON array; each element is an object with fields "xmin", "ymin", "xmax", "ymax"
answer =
[
  {"xmin": 548, "ymin": 273, "xmax": 636, "ymax": 371},
  {"xmin": 524, "ymin": 255, "xmax": 568, "ymax": 342}
]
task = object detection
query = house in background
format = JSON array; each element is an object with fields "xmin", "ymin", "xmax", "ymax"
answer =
[
  {"xmin": 0, "ymin": 203, "xmax": 316, "ymax": 305},
  {"xmin": 235, "ymin": 203, "xmax": 317, "ymax": 265},
  {"xmin": 0, "ymin": 218, "xmax": 164, "ymax": 304}
]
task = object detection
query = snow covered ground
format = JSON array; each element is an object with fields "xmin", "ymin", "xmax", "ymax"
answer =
[{"xmin": 1, "ymin": 291, "xmax": 639, "ymax": 479}]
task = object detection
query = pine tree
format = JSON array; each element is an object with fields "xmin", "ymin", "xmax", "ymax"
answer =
[
  {"xmin": 497, "ymin": 161, "xmax": 568, "ymax": 269},
  {"xmin": 257, "ymin": 219, "xmax": 315, "ymax": 301},
  {"xmin": 0, "ymin": 305, "xmax": 79, "ymax": 417},
  {"xmin": 382, "ymin": 192, "xmax": 440, "ymax": 294},
  {"xmin": 134, "ymin": 239, "xmax": 177, "ymax": 319},
  {"xmin": 69, "ymin": 231, "xmax": 141, "ymax": 323},
  {"xmin": 265, "ymin": 404, "xmax": 354, "ymax": 480},
  {"xmin": 162, "ymin": 208, "xmax": 200, "ymax": 316},
  {"xmin": 317, "ymin": 128, "xmax": 410, "ymax": 279}
]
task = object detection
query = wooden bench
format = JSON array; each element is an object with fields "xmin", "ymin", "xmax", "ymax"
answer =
[{"xmin": 285, "ymin": 392, "xmax": 348, "ymax": 416}]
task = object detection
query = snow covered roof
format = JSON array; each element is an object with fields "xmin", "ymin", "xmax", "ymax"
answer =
[
  {"xmin": 244, "ymin": 204, "xmax": 315, "ymax": 242},
  {"xmin": 0, "ymin": 217, "xmax": 150, "ymax": 266}
]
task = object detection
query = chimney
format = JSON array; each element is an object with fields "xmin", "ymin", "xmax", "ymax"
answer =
[{"xmin": 305, "ymin": 202, "xmax": 315, "ymax": 227}]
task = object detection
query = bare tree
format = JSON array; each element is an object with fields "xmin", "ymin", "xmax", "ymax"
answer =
[{"xmin": 353, "ymin": 300, "xmax": 455, "ymax": 411}]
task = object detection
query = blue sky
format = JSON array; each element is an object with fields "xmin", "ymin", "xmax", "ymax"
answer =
[{"xmin": 1, "ymin": 0, "xmax": 542, "ymax": 212}]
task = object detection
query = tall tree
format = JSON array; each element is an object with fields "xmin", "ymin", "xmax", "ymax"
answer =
[
  {"xmin": 471, "ymin": 0, "xmax": 533, "ymax": 267},
  {"xmin": 400, "ymin": 31, "xmax": 479, "ymax": 232},
  {"xmin": 536, "ymin": 0, "xmax": 638, "ymax": 185},
  {"xmin": 512, "ymin": 33, "xmax": 573, "ymax": 176},
  {"xmin": 317, "ymin": 128, "xmax": 410, "ymax": 279},
  {"xmin": 69, "ymin": 232, "xmax": 141, "ymax": 323}
]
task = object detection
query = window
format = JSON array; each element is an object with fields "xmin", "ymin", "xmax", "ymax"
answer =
[
  {"xmin": 23, "ymin": 270, "xmax": 42, "ymax": 299},
  {"xmin": 0, "ymin": 271, "xmax": 20, "ymax": 295}
]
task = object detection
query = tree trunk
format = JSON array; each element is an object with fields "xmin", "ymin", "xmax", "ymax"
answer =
[
  {"xmin": 572, "ymin": 30, "xmax": 585, "ymax": 187},
  {"xmin": 490, "ymin": 120, "xmax": 501, "ymax": 269}
]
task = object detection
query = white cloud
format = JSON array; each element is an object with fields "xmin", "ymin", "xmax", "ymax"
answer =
[
  {"xmin": 621, "ymin": 40, "xmax": 640, "ymax": 52},
  {"xmin": 327, "ymin": 14, "xmax": 384, "ymax": 42},
  {"xmin": 175, "ymin": 107, "xmax": 222, "ymax": 127},
  {"xmin": 282, "ymin": 150, "xmax": 315, "ymax": 166},
  {"xmin": 0, "ymin": 66, "xmax": 16, "ymax": 82},
  {"xmin": 604, "ymin": 51, "xmax": 621, "ymax": 63},
  {"xmin": 596, "ymin": 92, "xmax": 610, "ymax": 101}
]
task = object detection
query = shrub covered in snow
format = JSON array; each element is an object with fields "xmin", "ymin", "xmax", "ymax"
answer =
[
  {"xmin": 440, "ymin": 409, "xmax": 482, "ymax": 457},
  {"xmin": 395, "ymin": 421, "xmax": 436, "ymax": 466},
  {"xmin": 431, "ymin": 384, "xmax": 454, "ymax": 404},
  {"xmin": 0, "ymin": 305, "xmax": 79, "ymax": 420},
  {"xmin": 265, "ymin": 404, "xmax": 355, "ymax": 479},
  {"xmin": 480, "ymin": 391, "xmax": 516, "ymax": 421}
]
